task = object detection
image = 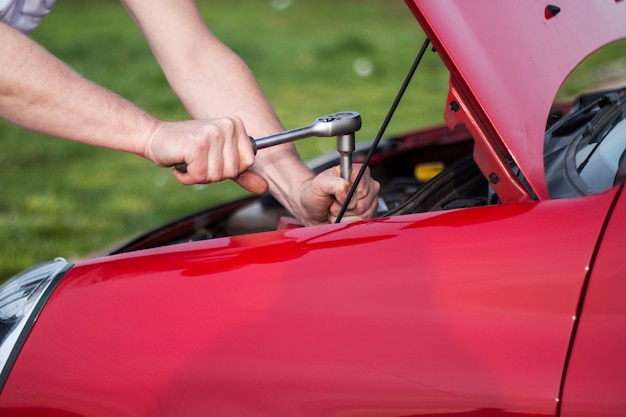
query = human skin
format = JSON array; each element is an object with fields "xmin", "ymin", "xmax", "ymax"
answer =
[{"xmin": 0, "ymin": 1, "xmax": 379, "ymax": 225}]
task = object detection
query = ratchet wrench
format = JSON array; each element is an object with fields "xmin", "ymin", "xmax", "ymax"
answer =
[{"xmin": 174, "ymin": 111, "xmax": 361, "ymax": 180}]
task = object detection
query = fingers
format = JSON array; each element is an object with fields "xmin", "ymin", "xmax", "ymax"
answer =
[
  {"xmin": 147, "ymin": 117, "xmax": 256, "ymax": 186},
  {"xmin": 334, "ymin": 164, "xmax": 379, "ymax": 216},
  {"xmin": 186, "ymin": 117, "xmax": 254, "ymax": 184},
  {"xmin": 146, "ymin": 118, "xmax": 380, "ymax": 224},
  {"xmin": 234, "ymin": 170, "xmax": 269, "ymax": 195},
  {"xmin": 303, "ymin": 164, "xmax": 380, "ymax": 225}
]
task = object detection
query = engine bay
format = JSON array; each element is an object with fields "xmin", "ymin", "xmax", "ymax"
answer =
[{"xmin": 109, "ymin": 123, "xmax": 479, "ymax": 253}]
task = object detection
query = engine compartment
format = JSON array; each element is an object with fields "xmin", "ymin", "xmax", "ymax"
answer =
[
  {"xmin": 110, "ymin": 87, "xmax": 626, "ymax": 255},
  {"xmin": 110, "ymin": 123, "xmax": 477, "ymax": 254}
]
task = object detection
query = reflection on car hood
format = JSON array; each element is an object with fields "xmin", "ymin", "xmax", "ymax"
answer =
[{"xmin": 405, "ymin": 0, "xmax": 626, "ymax": 200}]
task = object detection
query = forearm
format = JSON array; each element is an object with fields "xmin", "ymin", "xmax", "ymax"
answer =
[
  {"xmin": 0, "ymin": 23, "xmax": 156, "ymax": 157},
  {"xmin": 159, "ymin": 36, "xmax": 313, "ymax": 203},
  {"xmin": 178, "ymin": 56, "xmax": 315, "ymax": 217},
  {"xmin": 121, "ymin": 0, "xmax": 315, "ymax": 216}
]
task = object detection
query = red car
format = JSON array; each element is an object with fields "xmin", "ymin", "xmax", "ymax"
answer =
[{"xmin": 1, "ymin": 1, "xmax": 625, "ymax": 416}]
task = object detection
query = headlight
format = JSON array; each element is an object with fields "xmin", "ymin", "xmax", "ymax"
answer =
[{"xmin": 0, "ymin": 259, "xmax": 71, "ymax": 389}]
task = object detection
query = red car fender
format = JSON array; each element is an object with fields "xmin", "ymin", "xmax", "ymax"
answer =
[
  {"xmin": 560, "ymin": 186, "xmax": 626, "ymax": 417},
  {"xmin": 0, "ymin": 189, "xmax": 619, "ymax": 416}
]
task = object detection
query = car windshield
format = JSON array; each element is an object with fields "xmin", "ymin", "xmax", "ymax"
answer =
[{"xmin": 575, "ymin": 105, "xmax": 626, "ymax": 192}]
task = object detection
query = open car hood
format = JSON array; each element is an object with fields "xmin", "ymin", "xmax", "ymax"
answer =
[{"xmin": 405, "ymin": 1, "xmax": 626, "ymax": 201}]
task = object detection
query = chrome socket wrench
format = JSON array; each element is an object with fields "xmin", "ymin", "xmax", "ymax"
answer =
[{"xmin": 175, "ymin": 111, "xmax": 361, "ymax": 180}]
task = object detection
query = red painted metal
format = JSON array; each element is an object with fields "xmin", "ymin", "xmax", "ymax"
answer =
[
  {"xmin": 405, "ymin": 0, "xmax": 626, "ymax": 201},
  {"xmin": 2, "ymin": 2, "xmax": 625, "ymax": 415},
  {"xmin": 0, "ymin": 189, "xmax": 617, "ymax": 416},
  {"xmin": 560, "ymin": 188, "xmax": 626, "ymax": 417}
]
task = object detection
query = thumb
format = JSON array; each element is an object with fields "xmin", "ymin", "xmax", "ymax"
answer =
[{"xmin": 234, "ymin": 171, "xmax": 269, "ymax": 195}]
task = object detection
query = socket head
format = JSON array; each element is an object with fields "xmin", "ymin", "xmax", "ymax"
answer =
[{"xmin": 311, "ymin": 111, "xmax": 361, "ymax": 137}]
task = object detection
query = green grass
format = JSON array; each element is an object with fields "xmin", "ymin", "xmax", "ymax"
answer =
[
  {"xmin": 0, "ymin": 0, "xmax": 623, "ymax": 281},
  {"xmin": 0, "ymin": 0, "xmax": 437, "ymax": 279}
]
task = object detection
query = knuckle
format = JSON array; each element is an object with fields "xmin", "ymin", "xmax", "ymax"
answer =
[{"xmin": 217, "ymin": 117, "xmax": 239, "ymax": 136}]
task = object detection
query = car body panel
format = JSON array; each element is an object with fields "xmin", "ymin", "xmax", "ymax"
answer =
[
  {"xmin": 1, "ymin": 1, "xmax": 625, "ymax": 416},
  {"xmin": 0, "ymin": 189, "xmax": 618, "ymax": 416},
  {"xmin": 560, "ymin": 187, "xmax": 626, "ymax": 417},
  {"xmin": 405, "ymin": 0, "xmax": 626, "ymax": 201}
]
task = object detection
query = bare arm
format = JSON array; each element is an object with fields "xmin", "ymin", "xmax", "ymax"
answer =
[
  {"xmin": 0, "ymin": 22, "xmax": 257, "ymax": 187},
  {"xmin": 0, "ymin": 22, "xmax": 155, "ymax": 155},
  {"xmin": 121, "ymin": 0, "xmax": 379, "ymax": 224},
  {"xmin": 120, "ymin": 0, "xmax": 312, "ymax": 213},
  {"xmin": 0, "ymin": 3, "xmax": 378, "ymax": 226}
]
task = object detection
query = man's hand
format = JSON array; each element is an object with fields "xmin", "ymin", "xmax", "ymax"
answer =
[
  {"xmin": 144, "ymin": 117, "xmax": 269, "ymax": 194},
  {"xmin": 298, "ymin": 164, "xmax": 380, "ymax": 225},
  {"xmin": 121, "ymin": 0, "xmax": 378, "ymax": 225}
]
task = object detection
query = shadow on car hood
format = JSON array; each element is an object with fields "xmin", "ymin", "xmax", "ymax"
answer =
[{"xmin": 405, "ymin": 0, "xmax": 626, "ymax": 201}]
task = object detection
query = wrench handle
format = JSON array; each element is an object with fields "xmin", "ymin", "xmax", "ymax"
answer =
[
  {"xmin": 173, "ymin": 136, "xmax": 257, "ymax": 174},
  {"xmin": 173, "ymin": 111, "xmax": 360, "ymax": 174},
  {"xmin": 173, "ymin": 125, "xmax": 317, "ymax": 173},
  {"xmin": 254, "ymin": 125, "xmax": 315, "ymax": 150}
]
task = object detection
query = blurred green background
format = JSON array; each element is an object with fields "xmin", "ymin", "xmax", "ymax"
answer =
[
  {"xmin": 1, "ymin": 0, "xmax": 442, "ymax": 280},
  {"xmin": 1, "ymin": 0, "xmax": 624, "ymax": 280}
]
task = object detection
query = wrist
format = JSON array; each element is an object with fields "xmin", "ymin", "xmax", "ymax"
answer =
[
  {"xmin": 141, "ymin": 118, "xmax": 162, "ymax": 163},
  {"xmin": 252, "ymin": 145, "xmax": 317, "ymax": 222}
]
